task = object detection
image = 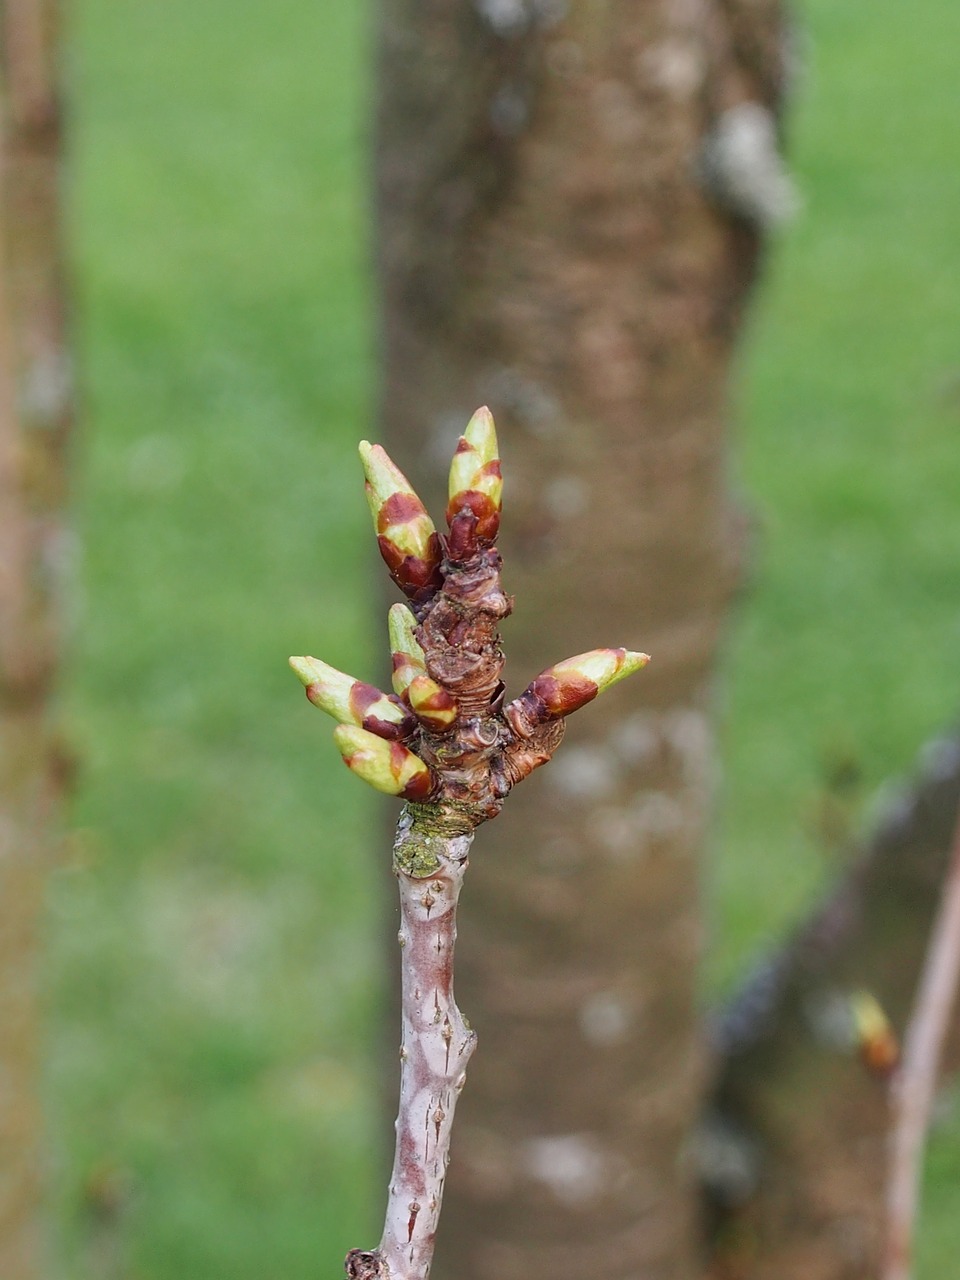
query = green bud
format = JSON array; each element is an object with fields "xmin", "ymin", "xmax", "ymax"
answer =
[
  {"xmin": 359, "ymin": 442, "xmax": 443, "ymax": 597},
  {"xmin": 446, "ymin": 406, "xmax": 502, "ymax": 545},
  {"xmin": 387, "ymin": 602, "xmax": 427, "ymax": 698},
  {"xmin": 333, "ymin": 725, "xmax": 435, "ymax": 800},
  {"xmin": 289, "ymin": 655, "xmax": 415, "ymax": 740}
]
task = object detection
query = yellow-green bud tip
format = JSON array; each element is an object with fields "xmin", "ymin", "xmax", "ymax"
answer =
[
  {"xmin": 407, "ymin": 674, "xmax": 458, "ymax": 731},
  {"xmin": 388, "ymin": 603, "xmax": 427, "ymax": 697},
  {"xmin": 462, "ymin": 406, "xmax": 498, "ymax": 464},
  {"xmin": 387, "ymin": 603, "xmax": 425, "ymax": 662},
  {"xmin": 289, "ymin": 655, "xmax": 321, "ymax": 686},
  {"xmin": 549, "ymin": 648, "xmax": 649, "ymax": 694}
]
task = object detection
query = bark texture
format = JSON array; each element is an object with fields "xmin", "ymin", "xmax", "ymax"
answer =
[
  {"xmin": 376, "ymin": 2, "xmax": 786, "ymax": 1276},
  {"xmin": 347, "ymin": 821, "xmax": 477, "ymax": 1280},
  {"xmin": 0, "ymin": 2, "xmax": 71, "ymax": 1275},
  {"xmin": 707, "ymin": 735, "xmax": 960, "ymax": 1280}
]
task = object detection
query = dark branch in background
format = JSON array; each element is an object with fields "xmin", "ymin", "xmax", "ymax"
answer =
[
  {"xmin": 705, "ymin": 734, "xmax": 960, "ymax": 1280},
  {"xmin": 0, "ymin": 2, "xmax": 73, "ymax": 1275},
  {"xmin": 883, "ymin": 800, "xmax": 960, "ymax": 1280},
  {"xmin": 288, "ymin": 409, "xmax": 649, "ymax": 1280}
]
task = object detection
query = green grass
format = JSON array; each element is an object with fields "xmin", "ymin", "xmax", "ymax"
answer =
[
  {"xmin": 58, "ymin": 2, "xmax": 381, "ymax": 1274},
  {"xmin": 56, "ymin": 0, "xmax": 959, "ymax": 1274}
]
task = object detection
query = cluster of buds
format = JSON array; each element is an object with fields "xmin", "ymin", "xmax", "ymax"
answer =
[{"xmin": 290, "ymin": 407, "xmax": 649, "ymax": 825}]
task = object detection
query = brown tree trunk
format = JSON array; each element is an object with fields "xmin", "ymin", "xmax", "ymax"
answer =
[
  {"xmin": 376, "ymin": 3, "xmax": 785, "ymax": 1276},
  {"xmin": 0, "ymin": 2, "xmax": 71, "ymax": 1275},
  {"xmin": 707, "ymin": 735, "xmax": 960, "ymax": 1280}
]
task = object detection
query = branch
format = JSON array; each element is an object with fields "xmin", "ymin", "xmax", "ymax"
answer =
[
  {"xmin": 883, "ymin": 800, "xmax": 960, "ymax": 1280},
  {"xmin": 706, "ymin": 733, "xmax": 960, "ymax": 1280},
  {"xmin": 289, "ymin": 408, "xmax": 650, "ymax": 1280},
  {"xmin": 347, "ymin": 815, "xmax": 475, "ymax": 1280}
]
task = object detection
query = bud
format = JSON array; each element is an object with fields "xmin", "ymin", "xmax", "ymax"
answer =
[
  {"xmin": 388, "ymin": 603, "xmax": 427, "ymax": 698},
  {"xmin": 505, "ymin": 648, "xmax": 650, "ymax": 732},
  {"xmin": 333, "ymin": 725, "xmax": 435, "ymax": 800},
  {"xmin": 359, "ymin": 441, "xmax": 443, "ymax": 597},
  {"xmin": 851, "ymin": 991, "xmax": 900, "ymax": 1078},
  {"xmin": 446, "ymin": 406, "xmax": 503, "ymax": 552},
  {"xmin": 289, "ymin": 655, "xmax": 415, "ymax": 740},
  {"xmin": 407, "ymin": 674, "xmax": 458, "ymax": 732}
]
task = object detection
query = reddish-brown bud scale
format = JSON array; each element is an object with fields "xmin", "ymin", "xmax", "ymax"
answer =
[
  {"xmin": 505, "ymin": 649, "xmax": 649, "ymax": 735},
  {"xmin": 347, "ymin": 680, "xmax": 417, "ymax": 740},
  {"xmin": 505, "ymin": 674, "xmax": 598, "ymax": 736},
  {"xmin": 530, "ymin": 670, "xmax": 599, "ymax": 717},
  {"xmin": 859, "ymin": 1030, "xmax": 900, "ymax": 1079},
  {"xmin": 292, "ymin": 655, "xmax": 415, "ymax": 741},
  {"xmin": 445, "ymin": 509, "xmax": 480, "ymax": 562},
  {"xmin": 387, "ymin": 741, "xmax": 435, "ymax": 800},
  {"xmin": 446, "ymin": 409, "xmax": 502, "ymax": 557},
  {"xmin": 292, "ymin": 410, "xmax": 653, "ymax": 1280},
  {"xmin": 407, "ymin": 675, "xmax": 458, "ymax": 732},
  {"xmin": 377, "ymin": 533, "xmax": 444, "ymax": 598},
  {"xmin": 447, "ymin": 491, "xmax": 500, "ymax": 545},
  {"xmin": 378, "ymin": 491, "xmax": 428, "ymax": 535}
]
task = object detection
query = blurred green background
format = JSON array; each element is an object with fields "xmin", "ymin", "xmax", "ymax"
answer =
[{"xmin": 55, "ymin": 0, "xmax": 959, "ymax": 1274}]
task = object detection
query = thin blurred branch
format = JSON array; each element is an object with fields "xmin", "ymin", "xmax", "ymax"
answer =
[
  {"xmin": 708, "ymin": 735, "xmax": 960, "ymax": 1279},
  {"xmin": 883, "ymin": 801, "xmax": 960, "ymax": 1280}
]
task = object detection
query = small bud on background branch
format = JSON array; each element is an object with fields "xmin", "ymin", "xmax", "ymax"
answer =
[
  {"xmin": 291, "ymin": 409, "xmax": 649, "ymax": 1280},
  {"xmin": 851, "ymin": 991, "xmax": 899, "ymax": 1080}
]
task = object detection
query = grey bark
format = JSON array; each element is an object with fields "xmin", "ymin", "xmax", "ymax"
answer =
[{"xmin": 708, "ymin": 735, "xmax": 960, "ymax": 1280}]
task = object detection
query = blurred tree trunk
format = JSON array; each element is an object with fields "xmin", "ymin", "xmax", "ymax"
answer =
[
  {"xmin": 0, "ymin": 2, "xmax": 72, "ymax": 1275},
  {"xmin": 376, "ymin": 3, "xmax": 786, "ymax": 1277},
  {"xmin": 707, "ymin": 735, "xmax": 960, "ymax": 1280}
]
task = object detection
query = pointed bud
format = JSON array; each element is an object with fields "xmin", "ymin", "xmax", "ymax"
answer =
[
  {"xmin": 333, "ymin": 725, "xmax": 435, "ymax": 800},
  {"xmin": 289, "ymin": 655, "xmax": 415, "ymax": 740},
  {"xmin": 505, "ymin": 648, "xmax": 650, "ymax": 733},
  {"xmin": 388, "ymin": 603, "xmax": 427, "ymax": 698},
  {"xmin": 359, "ymin": 442, "xmax": 443, "ymax": 598},
  {"xmin": 446, "ymin": 406, "xmax": 502, "ymax": 551},
  {"xmin": 407, "ymin": 674, "xmax": 458, "ymax": 732},
  {"xmin": 851, "ymin": 992, "xmax": 900, "ymax": 1078}
]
